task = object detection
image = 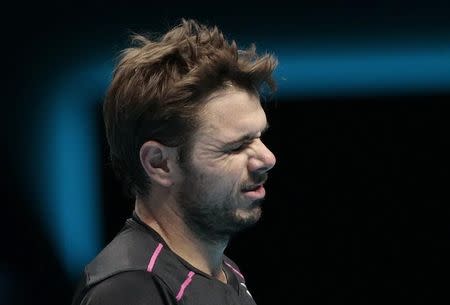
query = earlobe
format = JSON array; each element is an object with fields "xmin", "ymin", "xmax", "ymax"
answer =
[{"xmin": 139, "ymin": 141, "xmax": 175, "ymax": 187}]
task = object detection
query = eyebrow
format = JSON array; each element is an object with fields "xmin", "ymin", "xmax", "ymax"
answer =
[{"xmin": 225, "ymin": 123, "xmax": 270, "ymax": 146}]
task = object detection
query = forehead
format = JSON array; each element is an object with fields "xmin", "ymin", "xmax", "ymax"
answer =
[{"xmin": 198, "ymin": 88, "xmax": 267, "ymax": 139}]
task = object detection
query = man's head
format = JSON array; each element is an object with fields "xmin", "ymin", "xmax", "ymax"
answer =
[
  {"xmin": 174, "ymin": 87, "xmax": 276, "ymax": 241},
  {"xmin": 104, "ymin": 19, "xmax": 277, "ymax": 201}
]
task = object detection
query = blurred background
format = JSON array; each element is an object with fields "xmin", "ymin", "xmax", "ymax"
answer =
[{"xmin": 4, "ymin": 1, "xmax": 450, "ymax": 304}]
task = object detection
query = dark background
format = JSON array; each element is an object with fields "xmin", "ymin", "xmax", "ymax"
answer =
[{"xmin": 4, "ymin": 1, "xmax": 450, "ymax": 304}]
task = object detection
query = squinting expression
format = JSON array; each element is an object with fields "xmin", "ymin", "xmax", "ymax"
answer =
[{"xmin": 176, "ymin": 88, "xmax": 276, "ymax": 242}]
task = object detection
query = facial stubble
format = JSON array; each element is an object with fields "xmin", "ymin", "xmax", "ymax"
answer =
[{"xmin": 176, "ymin": 166, "xmax": 263, "ymax": 244}]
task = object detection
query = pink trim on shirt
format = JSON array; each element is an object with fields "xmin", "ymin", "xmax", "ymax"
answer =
[
  {"xmin": 224, "ymin": 261, "xmax": 245, "ymax": 280},
  {"xmin": 175, "ymin": 271, "xmax": 195, "ymax": 301},
  {"xmin": 147, "ymin": 243, "xmax": 163, "ymax": 272}
]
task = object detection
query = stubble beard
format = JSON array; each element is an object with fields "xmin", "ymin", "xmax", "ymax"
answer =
[{"xmin": 176, "ymin": 170, "xmax": 263, "ymax": 244}]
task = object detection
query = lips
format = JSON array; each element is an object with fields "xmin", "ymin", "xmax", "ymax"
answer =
[
  {"xmin": 242, "ymin": 184, "xmax": 263, "ymax": 192},
  {"xmin": 241, "ymin": 184, "xmax": 266, "ymax": 200},
  {"xmin": 242, "ymin": 175, "xmax": 268, "ymax": 195}
]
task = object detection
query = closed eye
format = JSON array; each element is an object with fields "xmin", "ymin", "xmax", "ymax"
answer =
[{"xmin": 228, "ymin": 141, "xmax": 251, "ymax": 153}]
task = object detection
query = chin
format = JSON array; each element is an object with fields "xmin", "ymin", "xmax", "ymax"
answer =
[{"xmin": 234, "ymin": 206, "xmax": 262, "ymax": 226}]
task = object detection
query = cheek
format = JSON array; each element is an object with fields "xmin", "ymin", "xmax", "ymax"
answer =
[
  {"xmin": 196, "ymin": 168, "xmax": 243, "ymax": 195},
  {"xmin": 192, "ymin": 154, "xmax": 248, "ymax": 187}
]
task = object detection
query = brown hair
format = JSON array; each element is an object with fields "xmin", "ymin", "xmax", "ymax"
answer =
[{"xmin": 103, "ymin": 19, "xmax": 278, "ymax": 198}]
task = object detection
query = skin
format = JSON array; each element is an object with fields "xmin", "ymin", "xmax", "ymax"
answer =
[{"xmin": 135, "ymin": 87, "xmax": 276, "ymax": 283}]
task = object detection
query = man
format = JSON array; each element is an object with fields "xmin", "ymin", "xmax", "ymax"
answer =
[{"xmin": 72, "ymin": 19, "xmax": 277, "ymax": 305}]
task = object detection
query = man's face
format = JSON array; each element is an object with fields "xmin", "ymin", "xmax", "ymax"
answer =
[{"xmin": 176, "ymin": 88, "xmax": 276, "ymax": 242}]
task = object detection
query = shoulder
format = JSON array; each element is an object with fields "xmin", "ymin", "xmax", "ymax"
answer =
[
  {"xmin": 223, "ymin": 255, "xmax": 247, "ymax": 282},
  {"xmin": 79, "ymin": 270, "xmax": 177, "ymax": 305}
]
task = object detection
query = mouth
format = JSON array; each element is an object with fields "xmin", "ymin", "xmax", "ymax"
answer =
[
  {"xmin": 242, "ymin": 184, "xmax": 263, "ymax": 192},
  {"xmin": 241, "ymin": 184, "xmax": 266, "ymax": 200}
]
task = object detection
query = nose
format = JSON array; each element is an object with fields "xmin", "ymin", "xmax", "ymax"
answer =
[{"xmin": 248, "ymin": 139, "xmax": 276, "ymax": 173}]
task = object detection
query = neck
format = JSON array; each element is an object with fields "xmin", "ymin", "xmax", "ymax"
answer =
[{"xmin": 135, "ymin": 190, "xmax": 229, "ymax": 283}]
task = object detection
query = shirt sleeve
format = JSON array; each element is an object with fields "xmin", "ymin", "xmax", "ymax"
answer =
[{"xmin": 79, "ymin": 271, "xmax": 177, "ymax": 305}]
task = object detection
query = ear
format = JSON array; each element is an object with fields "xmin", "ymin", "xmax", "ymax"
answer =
[{"xmin": 139, "ymin": 141, "xmax": 180, "ymax": 188}]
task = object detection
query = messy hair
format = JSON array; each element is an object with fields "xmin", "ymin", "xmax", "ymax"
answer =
[{"xmin": 103, "ymin": 19, "xmax": 277, "ymax": 198}]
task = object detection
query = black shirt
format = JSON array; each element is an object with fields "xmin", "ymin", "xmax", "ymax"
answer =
[{"xmin": 71, "ymin": 213, "xmax": 257, "ymax": 305}]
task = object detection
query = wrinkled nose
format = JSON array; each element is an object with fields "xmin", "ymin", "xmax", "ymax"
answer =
[{"xmin": 248, "ymin": 139, "xmax": 276, "ymax": 174}]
